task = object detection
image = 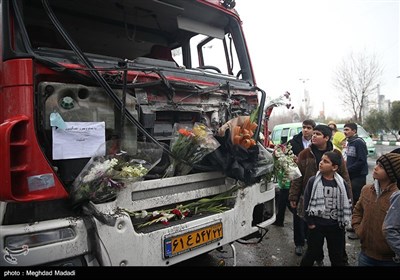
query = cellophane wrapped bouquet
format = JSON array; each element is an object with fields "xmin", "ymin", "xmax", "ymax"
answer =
[
  {"xmin": 273, "ymin": 143, "xmax": 301, "ymax": 188},
  {"xmin": 164, "ymin": 123, "xmax": 220, "ymax": 177},
  {"xmin": 71, "ymin": 141, "xmax": 162, "ymax": 205}
]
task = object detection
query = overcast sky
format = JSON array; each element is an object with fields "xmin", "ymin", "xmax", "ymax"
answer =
[{"xmin": 236, "ymin": 0, "xmax": 400, "ymax": 119}]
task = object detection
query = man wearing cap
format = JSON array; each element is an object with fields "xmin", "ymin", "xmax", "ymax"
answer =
[{"xmin": 352, "ymin": 153, "xmax": 400, "ymax": 266}]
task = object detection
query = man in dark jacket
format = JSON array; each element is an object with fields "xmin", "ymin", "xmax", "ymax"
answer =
[
  {"xmin": 343, "ymin": 123, "xmax": 368, "ymax": 205},
  {"xmin": 290, "ymin": 120, "xmax": 316, "ymax": 157},
  {"xmin": 273, "ymin": 119, "xmax": 316, "ymax": 257},
  {"xmin": 343, "ymin": 122, "xmax": 368, "ymax": 240}
]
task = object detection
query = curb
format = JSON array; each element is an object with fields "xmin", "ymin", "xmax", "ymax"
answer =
[{"xmin": 373, "ymin": 141, "xmax": 400, "ymax": 146}]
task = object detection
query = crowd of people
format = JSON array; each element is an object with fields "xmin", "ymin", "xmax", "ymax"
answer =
[{"xmin": 272, "ymin": 120, "xmax": 400, "ymax": 267}]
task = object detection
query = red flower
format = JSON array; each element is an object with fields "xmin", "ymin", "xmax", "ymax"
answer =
[
  {"xmin": 171, "ymin": 208, "xmax": 182, "ymax": 218},
  {"xmin": 183, "ymin": 210, "xmax": 190, "ymax": 217}
]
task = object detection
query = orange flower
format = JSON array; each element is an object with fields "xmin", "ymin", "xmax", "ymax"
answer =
[
  {"xmin": 231, "ymin": 117, "xmax": 258, "ymax": 149},
  {"xmin": 178, "ymin": 128, "xmax": 192, "ymax": 137}
]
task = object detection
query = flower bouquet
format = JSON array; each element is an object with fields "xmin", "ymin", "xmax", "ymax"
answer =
[
  {"xmin": 121, "ymin": 186, "xmax": 238, "ymax": 228},
  {"xmin": 71, "ymin": 141, "xmax": 162, "ymax": 205},
  {"xmin": 231, "ymin": 117, "xmax": 257, "ymax": 149},
  {"xmin": 164, "ymin": 123, "xmax": 220, "ymax": 177},
  {"xmin": 273, "ymin": 143, "xmax": 301, "ymax": 188},
  {"xmin": 218, "ymin": 116, "xmax": 258, "ymax": 149}
]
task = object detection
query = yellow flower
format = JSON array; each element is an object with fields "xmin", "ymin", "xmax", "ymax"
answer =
[{"xmin": 192, "ymin": 124, "xmax": 207, "ymax": 138}]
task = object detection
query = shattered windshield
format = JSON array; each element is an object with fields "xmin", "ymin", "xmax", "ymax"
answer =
[{"xmin": 17, "ymin": 0, "xmax": 252, "ymax": 81}]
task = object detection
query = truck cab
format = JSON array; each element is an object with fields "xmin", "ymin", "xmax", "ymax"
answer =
[{"xmin": 0, "ymin": 0, "xmax": 275, "ymax": 266}]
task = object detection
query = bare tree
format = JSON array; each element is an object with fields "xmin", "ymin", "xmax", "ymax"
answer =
[{"xmin": 333, "ymin": 52, "xmax": 383, "ymax": 123}]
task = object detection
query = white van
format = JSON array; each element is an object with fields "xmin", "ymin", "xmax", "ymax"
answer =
[{"xmin": 270, "ymin": 122, "xmax": 303, "ymax": 145}]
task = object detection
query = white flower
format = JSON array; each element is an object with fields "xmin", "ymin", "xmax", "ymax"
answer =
[
  {"xmin": 119, "ymin": 164, "xmax": 147, "ymax": 178},
  {"xmin": 133, "ymin": 210, "xmax": 148, "ymax": 219},
  {"xmin": 273, "ymin": 143, "xmax": 298, "ymax": 185},
  {"xmin": 140, "ymin": 210, "xmax": 148, "ymax": 218},
  {"xmin": 160, "ymin": 213, "xmax": 175, "ymax": 222},
  {"xmin": 82, "ymin": 158, "xmax": 119, "ymax": 183}
]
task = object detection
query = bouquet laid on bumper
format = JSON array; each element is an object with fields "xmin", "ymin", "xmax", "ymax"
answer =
[
  {"xmin": 164, "ymin": 123, "xmax": 220, "ymax": 177},
  {"xmin": 71, "ymin": 142, "xmax": 162, "ymax": 205},
  {"xmin": 121, "ymin": 185, "xmax": 239, "ymax": 229}
]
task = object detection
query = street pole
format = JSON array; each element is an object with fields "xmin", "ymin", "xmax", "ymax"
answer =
[{"xmin": 299, "ymin": 78, "xmax": 310, "ymax": 118}]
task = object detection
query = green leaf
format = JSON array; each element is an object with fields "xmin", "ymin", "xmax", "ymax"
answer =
[{"xmin": 250, "ymin": 106, "xmax": 259, "ymax": 124}]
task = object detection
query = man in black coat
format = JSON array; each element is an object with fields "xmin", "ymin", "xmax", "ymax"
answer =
[{"xmin": 343, "ymin": 122, "xmax": 368, "ymax": 241}]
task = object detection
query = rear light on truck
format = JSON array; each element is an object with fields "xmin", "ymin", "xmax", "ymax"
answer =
[{"xmin": 0, "ymin": 115, "xmax": 68, "ymax": 202}]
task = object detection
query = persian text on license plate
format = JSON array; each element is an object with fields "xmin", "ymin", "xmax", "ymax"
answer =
[{"xmin": 163, "ymin": 222, "xmax": 223, "ymax": 258}]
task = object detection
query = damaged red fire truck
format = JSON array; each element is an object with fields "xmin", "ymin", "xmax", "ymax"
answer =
[{"xmin": 0, "ymin": 0, "xmax": 276, "ymax": 266}]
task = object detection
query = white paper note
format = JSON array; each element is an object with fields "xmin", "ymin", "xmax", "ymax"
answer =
[{"xmin": 52, "ymin": 122, "xmax": 106, "ymax": 160}]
